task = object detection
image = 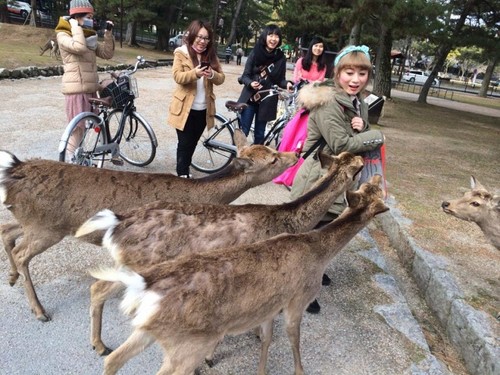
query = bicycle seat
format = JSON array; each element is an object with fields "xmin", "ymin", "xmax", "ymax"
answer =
[
  {"xmin": 225, "ymin": 101, "xmax": 248, "ymax": 113},
  {"xmin": 89, "ymin": 96, "xmax": 113, "ymax": 107}
]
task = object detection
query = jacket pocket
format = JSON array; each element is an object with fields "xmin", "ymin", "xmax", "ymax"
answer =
[{"xmin": 169, "ymin": 91, "xmax": 187, "ymax": 116}]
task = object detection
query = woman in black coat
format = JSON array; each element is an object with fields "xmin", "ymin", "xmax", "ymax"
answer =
[{"xmin": 237, "ymin": 24, "xmax": 292, "ymax": 144}]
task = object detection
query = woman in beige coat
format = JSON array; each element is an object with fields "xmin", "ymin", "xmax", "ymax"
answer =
[
  {"xmin": 56, "ymin": 0, "xmax": 114, "ymax": 160},
  {"xmin": 167, "ymin": 20, "xmax": 225, "ymax": 177}
]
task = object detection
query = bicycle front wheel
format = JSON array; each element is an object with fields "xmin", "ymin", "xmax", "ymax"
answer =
[
  {"xmin": 58, "ymin": 112, "xmax": 107, "ymax": 168},
  {"xmin": 191, "ymin": 113, "xmax": 235, "ymax": 173},
  {"xmin": 109, "ymin": 109, "xmax": 157, "ymax": 167}
]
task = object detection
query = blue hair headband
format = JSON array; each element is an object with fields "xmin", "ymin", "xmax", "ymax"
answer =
[{"xmin": 334, "ymin": 45, "xmax": 370, "ymax": 66}]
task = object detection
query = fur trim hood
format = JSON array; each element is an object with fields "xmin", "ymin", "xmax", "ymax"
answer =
[{"xmin": 297, "ymin": 80, "xmax": 339, "ymax": 111}]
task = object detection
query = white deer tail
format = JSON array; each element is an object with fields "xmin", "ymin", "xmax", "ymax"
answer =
[
  {"xmin": 75, "ymin": 209, "xmax": 119, "ymax": 238},
  {"xmin": 90, "ymin": 267, "xmax": 147, "ymax": 316},
  {"xmin": 0, "ymin": 150, "xmax": 20, "ymax": 204}
]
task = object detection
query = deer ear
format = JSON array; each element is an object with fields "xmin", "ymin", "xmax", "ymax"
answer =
[
  {"xmin": 318, "ymin": 152, "xmax": 336, "ymax": 169},
  {"xmin": 470, "ymin": 175, "xmax": 486, "ymax": 191},
  {"xmin": 232, "ymin": 157, "xmax": 253, "ymax": 171},
  {"xmin": 233, "ymin": 129, "xmax": 248, "ymax": 154},
  {"xmin": 345, "ymin": 191, "xmax": 361, "ymax": 208}
]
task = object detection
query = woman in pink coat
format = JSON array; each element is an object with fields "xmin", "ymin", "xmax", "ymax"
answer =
[{"xmin": 293, "ymin": 36, "xmax": 327, "ymax": 84}]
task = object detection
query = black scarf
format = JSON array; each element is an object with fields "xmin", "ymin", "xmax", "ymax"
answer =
[
  {"xmin": 250, "ymin": 42, "xmax": 285, "ymax": 88},
  {"xmin": 253, "ymin": 42, "xmax": 284, "ymax": 67}
]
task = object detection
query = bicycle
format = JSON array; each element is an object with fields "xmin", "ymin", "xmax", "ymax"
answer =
[
  {"xmin": 190, "ymin": 84, "xmax": 300, "ymax": 173},
  {"xmin": 58, "ymin": 56, "xmax": 158, "ymax": 168}
]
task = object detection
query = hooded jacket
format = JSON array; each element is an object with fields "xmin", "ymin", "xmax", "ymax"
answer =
[
  {"xmin": 290, "ymin": 81, "xmax": 384, "ymax": 214},
  {"xmin": 167, "ymin": 45, "xmax": 225, "ymax": 131},
  {"xmin": 56, "ymin": 17, "xmax": 115, "ymax": 95}
]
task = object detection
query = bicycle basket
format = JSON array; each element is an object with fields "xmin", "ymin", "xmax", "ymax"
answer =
[{"xmin": 100, "ymin": 76, "xmax": 138, "ymax": 108}]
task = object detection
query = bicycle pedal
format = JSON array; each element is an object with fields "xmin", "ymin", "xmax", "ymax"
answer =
[{"xmin": 111, "ymin": 157, "xmax": 124, "ymax": 166}]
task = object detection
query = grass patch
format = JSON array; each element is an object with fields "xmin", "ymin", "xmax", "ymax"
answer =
[{"xmin": 0, "ymin": 22, "xmax": 172, "ymax": 69}]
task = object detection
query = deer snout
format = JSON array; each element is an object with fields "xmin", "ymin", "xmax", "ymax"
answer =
[{"xmin": 441, "ymin": 201, "xmax": 451, "ymax": 212}]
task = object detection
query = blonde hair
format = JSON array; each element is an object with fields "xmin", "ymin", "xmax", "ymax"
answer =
[{"xmin": 333, "ymin": 49, "xmax": 372, "ymax": 89}]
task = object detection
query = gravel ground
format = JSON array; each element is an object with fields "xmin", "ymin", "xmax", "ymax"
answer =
[{"xmin": 0, "ymin": 64, "xmax": 455, "ymax": 374}]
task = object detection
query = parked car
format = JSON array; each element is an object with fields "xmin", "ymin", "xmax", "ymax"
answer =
[
  {"xmin": 7, "ymin": 0, "xmax": 31, "ymax": 19},
  {"xmin": 169, "ymin": 33, "xmax": 184, "ymax": 48},
  {"xmin": 403, "ymin": 70, "xmax": 439, "ymax": 86}
]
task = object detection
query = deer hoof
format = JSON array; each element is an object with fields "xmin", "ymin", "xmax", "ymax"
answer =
[
  {"xmin": 36, "ymin": 312, "xmax": 52, "ymax": 322},
  {"xmin": 8, "ymin": 273, "xmax": 19, "ymax": 286},
  {"xmin": 94, "ymin": 345, "xmax": 113, "ymax": 356},
  {"xmin": 205, "ymin": 358, "xmax": 215, "ymax": 368}
]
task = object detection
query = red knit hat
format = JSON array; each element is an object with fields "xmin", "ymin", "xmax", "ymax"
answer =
[{"xmin": 69, "ymin": 0, "xmax": 94, "ymax": 15}]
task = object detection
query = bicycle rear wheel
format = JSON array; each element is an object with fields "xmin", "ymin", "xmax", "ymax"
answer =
[
  {"xmin": 58, "ymin": 112, "xmax": 107, "ymax": 168},
  {"xmin": 108, "ymin": 109, "xmax": 157, "ymax": 167},
  {"xmin": 191, "ymin": 113, "xmax": 235, "ymax": 173}
]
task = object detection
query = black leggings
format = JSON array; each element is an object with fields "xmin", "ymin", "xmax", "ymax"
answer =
[{"xmin": 176, "ymin": 109, "xmax": 206, "ymax": 176}]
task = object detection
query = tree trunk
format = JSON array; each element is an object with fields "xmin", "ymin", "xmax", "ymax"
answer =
[
  {"xmin": 348, "ymin": 21, "xmax": 361, "ymax": 45},
  {"xmin": 29, "ymin": 0, "xmax": 36, "ymax": 26},
  {"xmin": 226, "ymin": 0, "xmax": 245, "ymax": 46},
  {"xmin": 373, "ymin": 23, "xmax": 392, "ymax": 98},
  {"xmin": 418, "ymin": 0, "xmax": 477, "ymax": 104},
  {"xmin": 478, "ymin": 56, "xmax": 498, "ymax": 97},
  {"xmin": 126, "ymin": 21, "xmax": 138, "ymax": 47}
]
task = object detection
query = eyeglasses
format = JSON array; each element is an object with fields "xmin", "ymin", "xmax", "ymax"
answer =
[{"xmin": 196, "ymin": 35, "xmax": 210, "ymax": 42}]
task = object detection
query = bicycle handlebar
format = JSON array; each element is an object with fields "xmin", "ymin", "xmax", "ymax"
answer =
[{"xmin": 110, "ymin": 56, "xmax": 146, "ymax": 79}]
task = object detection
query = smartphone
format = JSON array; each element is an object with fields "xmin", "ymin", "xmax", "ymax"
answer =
[{"xmin": 200, "ymin": 61, "xmax": 210, "ymax": 68}]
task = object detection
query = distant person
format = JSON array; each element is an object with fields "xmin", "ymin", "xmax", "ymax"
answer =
[
  {"xmin": 290, "ymin": 45, "xmax": 385, "ymax": 314},
  {"xmin": 293, "ymin": 36, "xmax": 327, "ymax": 84},
  {"xmin": 56, "ymin": 0, "xmax": 115, "ymax": 162},
  {"xmin": 167, "ymin": 20, "xmax": 225, "ymax": 178},
  {"xmin": 237, "ymin": 24, "xmax": 293, "ymax": 144},
  {"xmin": 225, "ymin": 44, "xmax": 232, "ymax": 64},
  {"xmin": 236, "ymin": 45, "xmax": 244, "ymax": 65}
]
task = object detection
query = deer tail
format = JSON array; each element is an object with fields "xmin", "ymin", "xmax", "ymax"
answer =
[{"xmin": 75, "ymin": 209, "xmax": 119, "ymax": 238}]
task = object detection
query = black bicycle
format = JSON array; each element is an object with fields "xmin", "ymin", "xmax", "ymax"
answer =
[
  {"xmin": 190, "ymin": 84, "xmax": 299, "ymax": 173},
  {"xmin": 58, "ymin": 56, "xmax": 158, "ymax": 168}
]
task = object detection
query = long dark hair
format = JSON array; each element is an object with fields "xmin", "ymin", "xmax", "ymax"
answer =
[
  {"xmin": 185, "ymin": 20, "xmax": 221, "ymax": 72},
  {"xmin": 257, "ymin": 24, "xmax": 282, "ymax": 49},
  {"xmin": 302, "ymin": 36, "xmax": 326, "ymax": 72}
]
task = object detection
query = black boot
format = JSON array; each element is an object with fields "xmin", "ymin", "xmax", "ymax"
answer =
[
  {"xmin": 306, "ymin": 299, "xmax": 321, "ymax": 314},
  {"xmin": 322, "ymin": 273, "xmax": 331, "ymax": 286}
]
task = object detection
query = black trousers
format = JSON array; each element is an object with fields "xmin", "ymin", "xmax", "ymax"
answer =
[{"xmin": 176, "ymin": 109, "xmax": 206, "ymax": 176}]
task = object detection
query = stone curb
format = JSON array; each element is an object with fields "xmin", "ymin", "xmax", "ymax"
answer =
[
  {"xmin": 377, "ymin": 198, "xmax": 500, "ymax": 375},
  {"xmin": 0, "ymin": 59, "xmax": 173, "ymax": 80}
]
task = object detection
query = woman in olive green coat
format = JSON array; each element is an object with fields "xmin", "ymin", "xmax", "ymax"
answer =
[{"xmin": 291, "ymin": 45, "xmax": 384, "ymax": 314}]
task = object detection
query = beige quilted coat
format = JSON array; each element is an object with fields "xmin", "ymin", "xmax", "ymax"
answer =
[{"xmin": 56, "ymin": 17, "xmax": 115, "ymax": 95}]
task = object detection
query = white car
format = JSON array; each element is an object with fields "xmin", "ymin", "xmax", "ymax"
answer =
[
  {"xmin": 169, "ymin": 34, "xmax": 184, "ymax": 48},
  {"xmin": 7, "ymin": 0, "xmax": 31, "ymax": 19},
  {"xmin": 403, "ymin": 70, "xmax": 439, "ymax": 86}
]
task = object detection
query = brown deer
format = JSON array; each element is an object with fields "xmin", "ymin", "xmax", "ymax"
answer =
[
  {"xmin": 0, "ymin": 130, "xmax": 298, "ymax": 322},
  {"xmin": 39, "ymin": 37, "xmax": 60, "ymax": 59},
  {"xmin": 91, "ymin": 175, "xmax": 389, "ymax": 375},
  {"xmin": 76, "ymin": 151, "xmax": 363, "ymax": 356},
  {"xmin": 441, "ymin": 176, "xmax": 500, "ymax": 250}
]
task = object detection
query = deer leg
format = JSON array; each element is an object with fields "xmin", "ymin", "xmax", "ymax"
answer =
[
  {"xmin": 1, "ymin": 222, "xmax": 24, "ymax": 286},
  {"xmin": 103, "ymin": 329, "xmax": 155, "ymax": 375},
  {"xmin": 283, "ymin": 306, "xmax": 305, "ymax": 375},
  {"xmin": 256, "ymin": 319, "xmax": 274, "ymax": 375},
  {"xmin": 157, "ymin": 337, "xmax": 220, "ymax": 375},
  {"xmin": 90, "ymin": 279, "xmax": 125, "ymax": 356},
  {"xmin": 13, "ymin": 231, "xmax": 65, "ymax": 321}
]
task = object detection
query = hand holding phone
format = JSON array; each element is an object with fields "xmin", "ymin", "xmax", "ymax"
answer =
[{"xmin": 200, "ymin": 61, "xmax": 210, "ymax": 69}]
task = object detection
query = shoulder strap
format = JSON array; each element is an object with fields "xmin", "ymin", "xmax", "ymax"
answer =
[{"xmin": 303, "ymin": 138, "xmax": 326, "ymax": 160}]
